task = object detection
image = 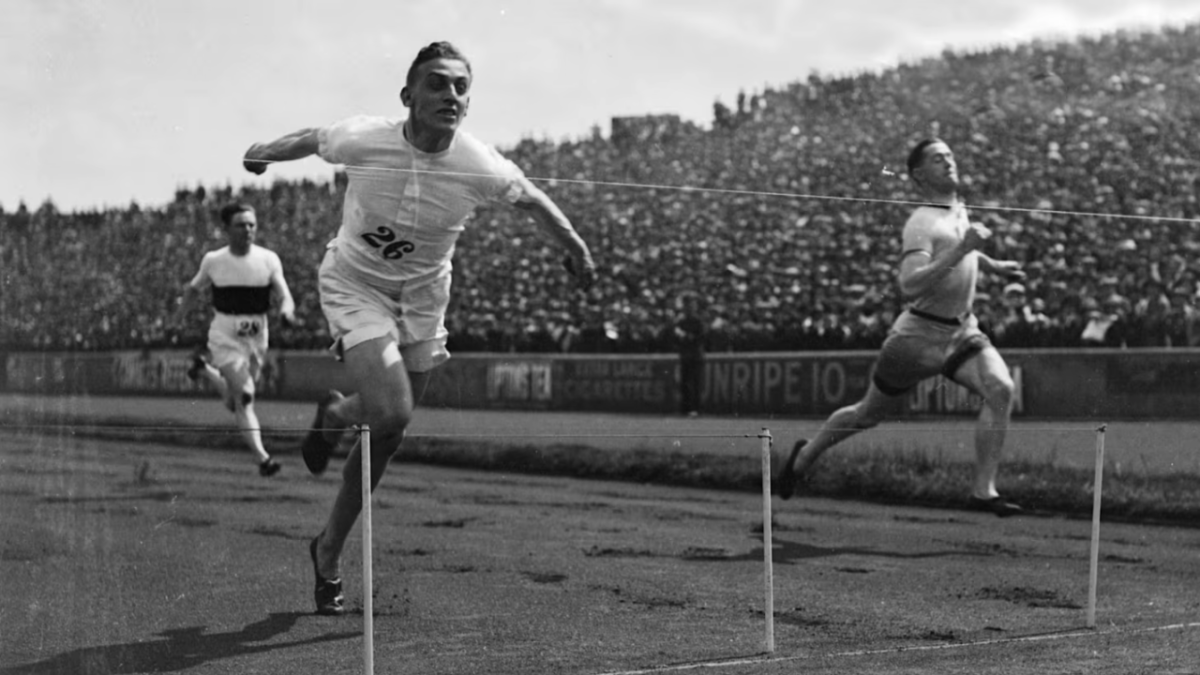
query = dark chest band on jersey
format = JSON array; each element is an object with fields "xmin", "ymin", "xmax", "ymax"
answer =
[
  {"xmin": 909, "ymin": 308, "xmax": 962, "ymax": 326},
  {"xmin": 211, "ymin": 285, "xmax": 271, "ymax": 315}
]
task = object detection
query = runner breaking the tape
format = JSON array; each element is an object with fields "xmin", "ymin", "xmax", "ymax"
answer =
[{"xmin": 242, "ymin": 41, "xmax": 597, "ymax": 615}]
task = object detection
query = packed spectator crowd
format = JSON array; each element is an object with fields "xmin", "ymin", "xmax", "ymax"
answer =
[{"xmin": 4, "ymin": 23, "xmax": 1200, "ymax": 354}]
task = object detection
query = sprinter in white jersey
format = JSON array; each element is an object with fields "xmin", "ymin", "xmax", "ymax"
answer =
[
  {"xmin": 243, "ymin": 42, "xmax": 596, "ymax": 616},
  {"xmin": 776, "ymin": 139, "xmax": 1028, "ymax": 517},
  {"xmin": 174, "ymin": 203, "xmax": 296, "ymax": 477}
]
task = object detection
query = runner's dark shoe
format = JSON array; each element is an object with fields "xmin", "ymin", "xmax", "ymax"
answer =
[
  {"xmin": 300, "ymin": 390, "xmax": 345, "ymax": 476},
  {"xmin": 186, "ymin": 351, "xmax": 207, "ymax": 382},
  {"xmin": 968, "ymin": 495, "xmax": 1024, "ymax": 518},
  {"xmin": 310, "ymin": 535, "xmax": 345, "ymax": 616},
  {"xmin": 258, "ymin": 458, "xmax": 281, "ymax": 477},
  {"xmin": 774, "ymin": 439, "xmax": 809, "ymax": 501}
]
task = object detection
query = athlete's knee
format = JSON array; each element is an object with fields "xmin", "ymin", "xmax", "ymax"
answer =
[
  {"xmin": 980, "ymin": 372, "xmax": 1015, "ymax": 411},
  {"xmin": 853, "ymin": 409, "xmax": 886, "ymax": 430},
  {"xmin": 357, "ymin": 393, "xmax": 415, "ymax": 437},
  {"xmin": 342, "ymin": 434, "xmax": 399, "ymax": 485},
  {"xmin": 228, "ymin": 388, "xmax": 254, "ymax": 411},
  {"xmin": 839, "ymin": 401, "xmax": 886, "ymax": 431},
  {"xmin": 359, "ymin": 404, "xmax": 413, "ymax": 445},
  {"xmin": 223, "ymin": 369, "xmax": 254, "ymax": 403},
  {"xmin": 851, "ymin": 383, "xmax": 903, "ymax": 429}
]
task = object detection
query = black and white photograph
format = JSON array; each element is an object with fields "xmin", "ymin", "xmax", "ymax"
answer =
[{"xmin": 3, "ymin": 1, "xmax": 1200, "ymax": 673}]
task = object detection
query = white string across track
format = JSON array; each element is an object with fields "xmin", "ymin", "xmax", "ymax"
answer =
[{"xmin": 255, "ymin": 158, "xmax": 1200, "ymax": 226}]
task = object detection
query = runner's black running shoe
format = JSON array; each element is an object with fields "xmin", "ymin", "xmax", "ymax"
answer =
[
  {"xmin": 774, "ymin": 439, "xmax": 809, "ymax": 500},
  {"xmin": 258, "ymin": 458, "xmax": 281, "ymax": 477},
  {"xmin": 186, "ymin": 351, "xmax": 207, "ymax": 382},
  {"xmin": 310, "ymin": 535, "xmax": 345, "ymax": 616},
  {"xmin": 300, "ymin": 390, "xmax": 345, "ymax": 476}
]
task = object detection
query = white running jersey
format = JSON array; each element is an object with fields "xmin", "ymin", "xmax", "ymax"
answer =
[
  {"xmin": 900, "ymin": 203, "xmax": 979, "ymax": 319},
  {"xmin": 188, "ymin": 244, "xmax": 284, "ymax": 315},
  {"xmin": 318, "ymin": 115, "xmax": 525, "ymax": 287}
]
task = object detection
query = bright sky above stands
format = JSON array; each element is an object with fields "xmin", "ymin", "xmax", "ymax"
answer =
[{"xmin": 3, "ymin": 0, "xmax": 1199, "ymax": 211}]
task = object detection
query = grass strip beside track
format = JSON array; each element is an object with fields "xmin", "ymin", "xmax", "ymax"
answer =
[{"xmin": 8, "ymin": 410, "xmax": 1200, "ymax": 529}]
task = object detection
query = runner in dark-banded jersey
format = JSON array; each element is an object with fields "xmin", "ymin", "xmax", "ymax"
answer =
[
  {"xmin": 174, "ymin": 203, "xmax": 296, "ymax": 477},
  {"xmin": 776, "ymin": 139, "xmax": 1027, "ymax": 517},
  {"xmin": 242, "ymin": 41, "xmax": 596, "ymax": 615}
]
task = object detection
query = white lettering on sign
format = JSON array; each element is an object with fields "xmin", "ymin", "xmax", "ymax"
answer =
[
  {"xmin": 487, "ymin": 362, "xmax": 552, "ymax": 402},
  {"xmin": 908, "ymin": 366, "xmax": 1024, "ymax": 415},
  {"xmin": 561, "ymin": 359, "xmax": 667, "ymax": 404},
  {"xmin": 559, "ymin": 379, "xmax": 668, "ymax": 403},
  {"xmin": 4, "ymin": 354, "xmax": 67, "ymax": 389},
  {"xmin": 705, "ymin": 359, "xmax": 859, "ymax": 409},
  {"xmin": 112, "ymin": 352, "xmax": 202, "ymax": 393}
]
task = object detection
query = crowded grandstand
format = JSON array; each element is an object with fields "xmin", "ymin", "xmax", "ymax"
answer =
[{"xmin": 4, "ymin": 23, "xmax": 1199, "ymax": 354}]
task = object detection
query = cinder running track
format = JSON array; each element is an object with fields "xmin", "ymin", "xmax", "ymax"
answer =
[{"xmin": 1, "ymin": 397, "xmax": 1198, "ymax": 675}]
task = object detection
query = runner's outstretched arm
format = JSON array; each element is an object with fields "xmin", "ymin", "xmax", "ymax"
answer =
[
  {"xmin": 511, "ymin": 176, "xmax": 596, "ymax": 290},
  {"xmin": 243, "ymin": 128, "xmax": 321, "ymax": 175}
]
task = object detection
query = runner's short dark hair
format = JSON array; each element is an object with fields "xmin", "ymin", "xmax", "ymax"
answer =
[
  {"xmin": 219, "ymin": 203, "xmax": 255, "ymax": 226},
  {"xmin": 406, "ymin": 41, "xmax": 472, "ymax": 89},
  {"xmin": 907, "ymin": 138, "xmax": 945, "ymax": 175}
]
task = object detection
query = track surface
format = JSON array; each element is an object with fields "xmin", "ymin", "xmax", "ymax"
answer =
[{"xmin": 2, "ymin": 429, "xmax": 1198, "ymax": 675}]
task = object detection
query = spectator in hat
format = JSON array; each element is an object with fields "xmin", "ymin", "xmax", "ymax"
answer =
[
  {"xmin": 994, "ymin": 282, "xmax": 1048, "ymax": 347},
  {"xmin": 1128, "ymin": 279, "xmax": 1171, "ymax": 347},
  {"xmin": 1081, "ymin": 294, "xmax": 1129, "ymax": 348},
  {"xmin": 1163, "ymin": 285, "xmax": 1198, "ymax": 347},
  {"xmin": 673, "ymin": 293, "xmax": 708, "ymax": 415}
]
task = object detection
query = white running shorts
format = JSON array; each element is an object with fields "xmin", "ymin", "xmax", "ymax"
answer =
[
  {"xmin": 317, "ymin": 248, "xmax": 451, "ymax": 373},
  {"xmin": 207, "ymin": 312, "xmax": 268, "ymax": 379}
]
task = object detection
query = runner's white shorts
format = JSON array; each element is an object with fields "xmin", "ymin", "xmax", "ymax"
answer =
[
  {"xmin": 207, "ymin": 312, "xmax": 268, "ymax": 379},
  {"xmin": 317, "ymin": 249, "xmax": 451, "ymax": 373},
  {"xmin": 872, "ymin": 310, "xmax": 992, "ymax": 396}
]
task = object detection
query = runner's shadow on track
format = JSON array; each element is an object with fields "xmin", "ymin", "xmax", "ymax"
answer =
[
  {"xmin": 688, "ymin": 538, "xmax": 990, "ymax": 566},
  {"xmin": 2, "ymin": 612, "xmax": 358, "ymax": 675}
]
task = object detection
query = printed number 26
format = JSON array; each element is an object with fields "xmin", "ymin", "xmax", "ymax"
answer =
[{"xmin": 361, "ymin": 226, "xmax": 416, "ymax": 260}]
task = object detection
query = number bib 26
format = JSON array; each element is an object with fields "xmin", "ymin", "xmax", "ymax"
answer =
[{"xmin": 361, "ymin": 226, "xmax": 416, "ymax": 260}]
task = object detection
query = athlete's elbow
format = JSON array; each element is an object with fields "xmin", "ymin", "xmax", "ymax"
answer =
[{"xmin": 898, "ymin": 280, "xmax": 922, "ymax": 300}]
